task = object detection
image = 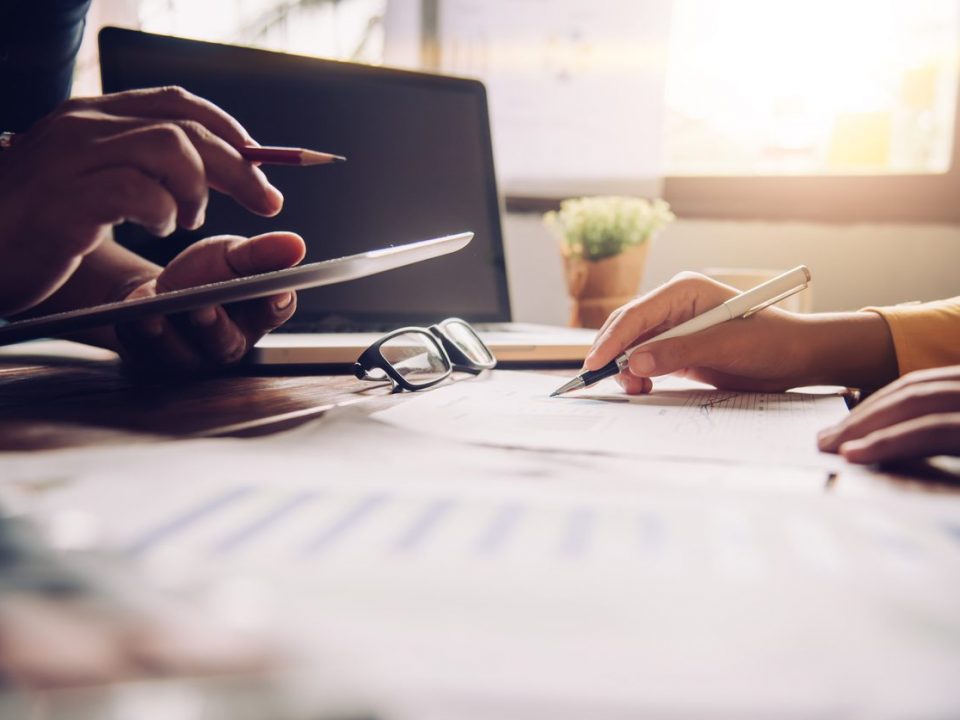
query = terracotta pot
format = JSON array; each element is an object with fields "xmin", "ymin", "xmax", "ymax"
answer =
[{"xmin": 562, "ymin": 243, "xmax": 648, "ymax": 328}]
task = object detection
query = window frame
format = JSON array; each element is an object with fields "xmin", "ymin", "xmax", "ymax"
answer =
[{"xmin": 658, "ymin": 84, "xmax": 960, "ymax": 223}]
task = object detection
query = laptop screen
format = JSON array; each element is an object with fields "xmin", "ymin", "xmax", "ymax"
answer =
[{"xmin": 98, "ymin": 27, "xmax": 511, "ymax": 330}]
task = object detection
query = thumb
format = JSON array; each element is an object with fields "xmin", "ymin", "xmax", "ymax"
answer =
[{"xmin": 156, "ymin": 232, "xmax": 306, "ymax": 291}]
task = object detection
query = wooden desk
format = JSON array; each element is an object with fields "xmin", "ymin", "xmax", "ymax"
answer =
[
  {"xmin": 2, "ymin": 341, "xmax": 958, "ymax": 493},
  {"xmin": 0, "ymin": 341, "xmax": 398, "ymax": 452}
]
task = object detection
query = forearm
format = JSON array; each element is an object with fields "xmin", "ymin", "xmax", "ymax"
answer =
[
  {"xmin": 15, "ymin": 232, "xmax": 160, "ymax": 350},
  {"xmin": 798, "ymin": 311, "xmax": 898, "ymax": 391}
]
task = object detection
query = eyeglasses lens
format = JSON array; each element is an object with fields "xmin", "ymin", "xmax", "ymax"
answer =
[
  {"xmin": 441, "ymin": 320, "xmax": 495, "ymax": 366},
  {"xmin": 379, "ymin": 332, "xmax": 450, "ymax": 385}
]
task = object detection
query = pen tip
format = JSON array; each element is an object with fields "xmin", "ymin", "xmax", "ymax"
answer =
[{"xmin": 550, "ymin": 377, "xmax": 583, "ymax": 397}]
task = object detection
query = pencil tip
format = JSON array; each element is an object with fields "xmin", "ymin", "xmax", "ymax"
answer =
[{"xmin": 300, "ymin": 150, "xmax": 348, "ymax": 165}]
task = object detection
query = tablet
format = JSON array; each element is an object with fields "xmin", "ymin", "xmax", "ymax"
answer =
[{"xmin": 0, "ymin": 232, "xmax": 473, "ymax": 348}]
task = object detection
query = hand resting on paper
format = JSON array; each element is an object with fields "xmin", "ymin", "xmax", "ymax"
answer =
[{"xmin": 817, "ymin": 365, "xmax": 960, "ymax": 464}]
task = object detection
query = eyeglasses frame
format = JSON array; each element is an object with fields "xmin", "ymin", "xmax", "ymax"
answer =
[{"xmin": 353, "ymin": 318, "xmax": 496, "ymax": 392}]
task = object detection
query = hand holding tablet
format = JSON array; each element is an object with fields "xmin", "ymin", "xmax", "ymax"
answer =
[{"xmin": 0, "ymin": 233, "xmax": 473, "ymax": 348}]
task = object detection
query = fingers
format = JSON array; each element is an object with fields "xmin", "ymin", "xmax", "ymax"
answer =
[
  {"xmin": 128, "ymin": 295, "xmax": 296, "ymax": 371},
  {"xmin": 615, "ymin": 370, "xmax": 653, "ymax": 395},
  {"xmin": 74, "ymin": 167, "xmax": 179, "ymax": 238},
  {"xmin": 183, "ymin": 305, "xmax": 249, "ymax": 364},
  {"xmin": 618, "ymin": 322, "xmax": 736, "ymax": 380},
  {"xmin": 89, "ymin": 121, "xmax": 282, "ymax": 221},
  {"xmin": 224, "ymin": 232, "xmax": 307, "ymax": 277},
  {"xmin": 118, "ymin": 310, "xmax": 255, "ymax": 372},
  {"xmin": 171, "ymin": 120, "xmax": 282, "ymax": 217},
  {"xmin": 155, "ymin": 232, "xmax": 306, "ymax": 292},
  {"xmin": 77, "ymin": 86, "xmax": 255, "ymax": 150},
  {"xmin": 227, "ymin": 292, "xmax": 298, "ymax": 342},
  {"xmin": 818, "ymin": 380, "xmax": 960, "ymax": 452},
  {"xmin": 855, "ymin": 365, "xmax": 960, "ymax": 415},
  {"xmin": 593, "ymin": 304, "xmax": 627, "ymax": 345},
  {"xmin": 116, "ymin": 233, "xmax": 305, "ymax": 372},
  {"xmin": 172, "ymin": 233, "xmax": 303, "ymax": 354},
  {"xmin": 66, "ymin": 93, "xmax": 283, "ymax": 219},
  {"xmin": 584, "ymin": 295, "xmax": 668, "ymax": 371},
  {"xmin": 835, "ymin": 413, "xmax": 960, "ymax": 464},
  {"xmin": 89, "ymin": 124, "xmax": 208, "ymax": 230},
  {"xmin": 584, "ymin": 273, "xmax": 735, "ymax": 372},
  {"xmin": 116, "ymin": 315, "xmax": 207, "ymax": 373}
]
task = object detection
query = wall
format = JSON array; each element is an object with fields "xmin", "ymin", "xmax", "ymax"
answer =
[{"xmin": 503, "ymin": 213, "xmax": 960, "ymax": 325}]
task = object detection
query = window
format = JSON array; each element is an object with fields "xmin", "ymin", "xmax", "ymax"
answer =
[
  {"xmin": 428, "ymin": 0, "xmax": 960, "ymax": 222},
  {"xmin": 664, "ymin": 0, "xmax": 959, "ymax": 177},
  {"xmin": 74, "ymin": 0, "xmax": 387, "ymax": 96}
]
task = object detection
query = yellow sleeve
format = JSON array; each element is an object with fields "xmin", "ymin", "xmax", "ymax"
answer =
[{"xmin": 864, "ymin": 297, "xmax": 960, "ymax": 376}]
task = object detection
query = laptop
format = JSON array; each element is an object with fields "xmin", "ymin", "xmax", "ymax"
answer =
[{"xmin": 98, "ymin": 28, "xmax": 596, "ymax": 366}]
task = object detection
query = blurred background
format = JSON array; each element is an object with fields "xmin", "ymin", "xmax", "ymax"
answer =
[{"xmin": 76, "ymin": 0, "xmax": 960, "ymax": 321}]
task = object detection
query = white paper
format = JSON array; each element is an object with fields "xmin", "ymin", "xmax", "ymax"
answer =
[{"xmin": 373, "ymin": 371, "xmax": 849, "ymax": 468}]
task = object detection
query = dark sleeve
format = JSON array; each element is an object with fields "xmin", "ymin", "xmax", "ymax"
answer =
[{"xmin": 0, "ymin": 0, "xmax": 92, "ymax": 132}]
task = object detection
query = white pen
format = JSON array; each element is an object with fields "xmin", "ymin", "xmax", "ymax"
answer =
[{"xmin": 550, "ymin": 265, "xmax": 812, "ymax": 397}]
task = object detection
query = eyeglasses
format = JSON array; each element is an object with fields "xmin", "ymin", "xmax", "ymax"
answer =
[{"xmin": 354, "ymin": 318, "xmax": 497, "ymax": 392}]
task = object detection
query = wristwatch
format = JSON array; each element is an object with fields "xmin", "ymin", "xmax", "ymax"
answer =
[{"xmin": 0, "ymin": 131, "xmax": 14, "ymax": 151}]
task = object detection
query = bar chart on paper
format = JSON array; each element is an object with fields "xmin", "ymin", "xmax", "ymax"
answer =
[
  {"xmin": 82, "ymin": 474, "xmax": 960, "ymax": 588},
  {"xmin": 15, "ymin": 447, "xmax": 960, "ymax": 718}
]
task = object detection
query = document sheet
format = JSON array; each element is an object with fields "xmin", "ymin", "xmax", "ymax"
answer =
[{"xmin": 373, "ymin": 371, "xmax": 849, "ymax": 468}]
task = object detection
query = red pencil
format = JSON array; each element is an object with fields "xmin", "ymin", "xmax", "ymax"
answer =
[
  {"xmin": 239, "ymin": 145, "xmax": 347, "ymax": 166},
  {"xmin": 0, "ymin": 133, "xmax": 346, "ymax": 167}
]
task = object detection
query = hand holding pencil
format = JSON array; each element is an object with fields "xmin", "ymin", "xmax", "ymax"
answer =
[{"xmin": 0, "ymin": 84, "xmax": 337, "ymax": 376}]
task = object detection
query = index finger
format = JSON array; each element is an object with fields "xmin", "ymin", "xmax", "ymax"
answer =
[
  {"xmin": 77, "ymin": 86, "xmax": 255, "ymax": 149},
  {"xmin": 583, "ymin": 274, "xmax": 735, "ymax": 371},
  {"xmin": 583, "ymin": 296, "xmax": 669, "ymax": 371}
]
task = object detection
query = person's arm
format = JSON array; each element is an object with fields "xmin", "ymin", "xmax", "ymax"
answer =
[
  {"xmin": 14, "ymin": 234, "xmax": 162, "ymax": 349},
  {"xmin": 12, "ymin": 227, "xmax": 304, "ymax": 372},
  {"xmin": 0, "ymin": 0, "xmax": 91, "ymax": 132},
  {"xmin": 584, "ymin": 272, "xmax": 898, "ymax": 394},
  {"xmin": 863, "ymin": 297, "xmax": 960, "ymax": 375}
]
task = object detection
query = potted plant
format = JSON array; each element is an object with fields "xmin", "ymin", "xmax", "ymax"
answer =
[{"xmin": 544, "ymin": 196, "xmax": 675, "ymax": 328}]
